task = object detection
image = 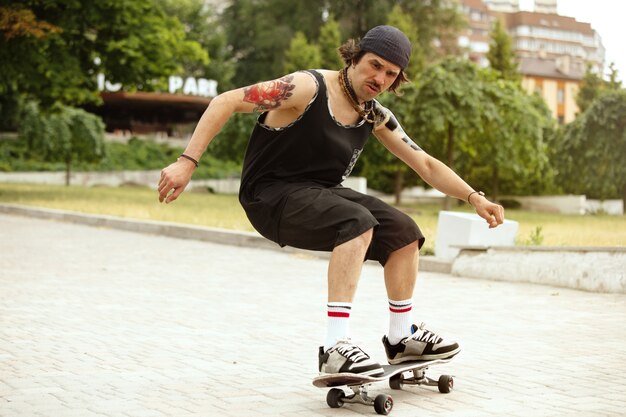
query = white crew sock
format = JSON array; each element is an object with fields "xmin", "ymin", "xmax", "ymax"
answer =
[
  {"xmin": 387, "ymin": 298, "xmax": 413, "ymax": 345},
  {"xmin": 324, "ymin": 302, "xmax": 352, "ymax": 352}
]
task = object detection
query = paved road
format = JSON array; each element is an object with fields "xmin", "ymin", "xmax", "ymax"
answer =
[{"xmin": 1, "ymin": 213, "xmax": 625, "ymax": 417}]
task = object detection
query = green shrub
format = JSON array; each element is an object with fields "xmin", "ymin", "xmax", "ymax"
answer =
[{"xmin": 0, "ymin": 135, "xmax": 241, "ymax": 179}]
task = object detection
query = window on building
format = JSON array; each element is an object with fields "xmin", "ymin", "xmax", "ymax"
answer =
[{"xmin": 557, "ymin": 88, "xmax": 565, "ymax": 104}]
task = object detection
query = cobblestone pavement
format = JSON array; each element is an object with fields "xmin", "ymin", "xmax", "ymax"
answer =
[{"xmin": 1, "ymin": 213, "xmax": 625, "ymax": 417}]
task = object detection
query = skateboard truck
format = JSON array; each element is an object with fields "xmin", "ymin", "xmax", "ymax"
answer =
[
  {"xmin": 327, "ymin": 385, "xmax": 394, "ymax": 415},
  {"xmin": 389, "ymin": 367, "xmax": 454, "ymax": 393}
]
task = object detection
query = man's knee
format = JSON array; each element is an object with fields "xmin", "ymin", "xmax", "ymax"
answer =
[
  {"xmin": 339, "ymin": 228, "xmax": 374, "ymax": 252},
  {"xmin": 389, "ymin": 239, "xmax": 420, "ymax": 260},
  {"xmin": 359, "ymin": 228, "xmax": 374, "ymax": 244}
]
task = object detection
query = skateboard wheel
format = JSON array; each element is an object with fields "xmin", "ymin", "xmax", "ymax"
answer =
[
  {"xmin": 438, "ymin": 374, "xmax": 454, "ymax": 393},
  {"xmin": 374, "ymin": 394, "xmax": 393, "ymax": 415},
  {"xmin": 389, "ymin": 373, "xmax": 403, "ymax": 390},
  {"xmin": 326, "ymin": 388, "xmax": 345, "ymax": 408}
]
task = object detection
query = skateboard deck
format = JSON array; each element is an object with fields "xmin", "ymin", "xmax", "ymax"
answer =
[{"xmin": 313, "ymin": 358, "xmax": 454, "ymax": 415}]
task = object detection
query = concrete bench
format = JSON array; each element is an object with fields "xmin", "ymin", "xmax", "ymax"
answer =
[{"xmin": 434, "ymin": 211, "xmax": 519, "ymax": 259}]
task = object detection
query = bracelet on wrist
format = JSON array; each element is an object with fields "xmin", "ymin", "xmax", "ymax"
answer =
[
  {"xmin": 179, "ymin": 154, "xmax": 199, "ymax": 168},
  {"xmin": 467, "ymin": 190, "xmax": 485, "ymax": 206}
]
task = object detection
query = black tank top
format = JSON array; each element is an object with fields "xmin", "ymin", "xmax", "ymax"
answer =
[{"xmin": 238, "ymin": 69, "xmax": 373, "ymax": 241}]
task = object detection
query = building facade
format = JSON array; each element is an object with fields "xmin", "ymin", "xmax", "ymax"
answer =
[
  {"xmin": 533, "ymin": 0, "xmax": 557, "ymax": 14},
  {"xmin": 458, "ymin": 0, "xmax": 493, "ymax": 68},
  {"xmin": 504, "ymin": 11, "xmax": 604, "ymax": 74},
  {"xmin": 482, "ymin": 0, "xmax": 519, "ymax": 13},
  {"xmin": 458, "ymin": 0, "xmax": 605, "ymax": 123},
  {"xmin": 519, "ymin": 56, "xmax": 583, "ymax": 123}
]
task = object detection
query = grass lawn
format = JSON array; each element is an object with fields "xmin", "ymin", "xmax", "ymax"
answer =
[
  {"xmin": 1, "ymin": 183, "xmax": 624, "ymax": 253},
  {"xmin": 0, "ymin": 182, "xmax": 253, "ymax": 231}
]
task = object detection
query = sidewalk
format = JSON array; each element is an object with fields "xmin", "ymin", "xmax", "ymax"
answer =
[{"xmin": 1, "ymin": 213, "xmax": 625, "ymax": 416}]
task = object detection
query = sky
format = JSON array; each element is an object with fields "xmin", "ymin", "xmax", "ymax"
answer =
[{"xmin": 518, "ymin": 0, "xmax": 626, "ymax": 80}]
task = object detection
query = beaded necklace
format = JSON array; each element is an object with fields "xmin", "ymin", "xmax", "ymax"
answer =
[{"xmin": 337, "ymin": 67, "xmax": 376, "ymax": 123}]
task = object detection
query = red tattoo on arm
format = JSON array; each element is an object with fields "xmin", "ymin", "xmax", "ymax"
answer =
[{"xmin": 243, "ymin": 75, "xmax": 295, "ymax": 112}]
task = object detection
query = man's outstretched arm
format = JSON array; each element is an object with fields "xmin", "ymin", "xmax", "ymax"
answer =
[{"xmin": 372, "ymin": 103, "xmax": 504, "ymax": 228}]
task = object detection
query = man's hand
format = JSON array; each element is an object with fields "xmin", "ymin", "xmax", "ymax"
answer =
[
  {"xmin": 158, "ymin": 159, "xmax": 196, "ymax": 204},
  {"xmin": 471, "ymin": 195, "xmax": 505, "ymax": 229}
]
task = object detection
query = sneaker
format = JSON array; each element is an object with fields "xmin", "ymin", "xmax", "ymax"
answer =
[
  {"xmin": 318, "ymin": 339, "xmax": 385, "ymax": 376},
  {"xmin": 383, "ymin": 323, "xmax": 461, "ymax": 364}
]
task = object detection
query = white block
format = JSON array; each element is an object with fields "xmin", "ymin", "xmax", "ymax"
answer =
[
  {"xmin": 342, "ymin": 177, "xmax": 367, "ymax": 194},
  {"xmin": 434, "ymin": 211, "xmax": 518, "ymax": 259}
]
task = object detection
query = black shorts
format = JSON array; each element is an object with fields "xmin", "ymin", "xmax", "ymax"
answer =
[{"xmin": 275, "ymin": 185, "xmax": 424, "ymax": 266}]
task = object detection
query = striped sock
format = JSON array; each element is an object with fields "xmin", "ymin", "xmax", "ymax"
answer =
[
  {"xmin": 387, "ymin": 299, "xmax": 413, "ymax": 345},
  {"xmin": 324, "ymin": 302, "xmax": 352, "ymax": 352}
]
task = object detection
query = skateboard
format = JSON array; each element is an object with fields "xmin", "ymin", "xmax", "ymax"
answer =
[{"xmin": 312, "ymin": 358, "xmax": 454, "ymax": 415}]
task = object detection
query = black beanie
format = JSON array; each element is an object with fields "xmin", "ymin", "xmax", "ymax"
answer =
[{"xmin": 360, "ymin": 25, "xmax": 411, "ymax": 70}]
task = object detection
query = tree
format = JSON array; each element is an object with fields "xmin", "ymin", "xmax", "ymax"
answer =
[
  {"xmin": 0, "ymin": 5, "xmax": 61, "ymax": 39},
  {"xmin": 223, "ymin": 0, "xmax": 464, "ymax": 86},
  {"xmin": 0, "ymin": 1, "xmax": 208, "ymax": 111},
  {"xmin": 329, "ymin": 0, "xmax": 391, "ymax": 37},
  {"xmin": 0, "ymin": 4, "xmax": 61, "ymax": 128},
  {"xmin": 487, "ymin": 18, "xmax": 520, "ymax": 82},
  {"xmin": 606, "ymin": 62, "xmax": 622, "ymax": 90},
  {"xmin": 399, "ymin": 0, "xmax": 466, "ymax": 64},
  {"xmin": 576, "ymin": 65, "xmax": 607, "ymax": 113},
  {"xmin": 409, "ymin": 59, "xmax": 555, "ymax": 205},
  {"xmin": 19, "ymin": 102, "xmax": 106, "ymax": 185},
  {"xmin": 411, "ymin": 58, "xmax": 494, "ymax": 209},
  {"xmin": 466, "ymin": 78, "xmax": 556, "ymax": 199},
  {"xmin": 576, "ymin": 62, "xmax": 622, "ymax": 114},
  {"xmin": 222, "ymin": 0, "xmax": 326, "ymax": 85},
  {"xmin": 1, "ymin": 0, "xmax": 210, "ymax": 179},
  {"xmin": 284, "ymin": 32, "xmax": 321, "ymax": 73},
  {"xmin": 318, "ymin": 16, "xmax": 344, "ymax": 70},
  {"xmin": 157, "ymin": 0, "xmax": 236, "ymax": 91},
  {"xmin": 557, "ymin": 90, "xmax": 626, "ymax": 211}
]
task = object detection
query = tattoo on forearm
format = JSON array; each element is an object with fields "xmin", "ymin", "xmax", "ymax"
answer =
[
  {"xmin": 374, "ymin": 101, "xmax": 423, "ymax": 152},
  {"xmin": 384, "ymin": 113, "xmax": 398, "ymax": 131},
  {"xmin": 401, "ymin": 136, "xmax": 422, "ymax": 151},
  {"xmin": 243, "ymin": 75, "xmax": 295, "ymax": 112},
  {"xmin": 385, "ymin": 111, "xmax": 422, "ymax": 152}
]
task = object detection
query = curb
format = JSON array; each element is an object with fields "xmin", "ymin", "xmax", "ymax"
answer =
[
  {"xmin": 452, "ymin": 246, "xmax": 626, "ymax": 294},
  {"xmin": 0, "ymin": 203, "xmax": 453, "ymax": 273}
]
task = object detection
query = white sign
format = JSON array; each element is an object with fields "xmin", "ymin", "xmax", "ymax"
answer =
[
  {"xmin": 97, "ymin": 74, "xmax": 122, "ymax": 92},
  {"xmin": 97, "ymin": 74, "xmax": 218, "ymax": 97},
  {"xmin": 168, "ymin": 76, "xmax": 217, "ymax": 97}
]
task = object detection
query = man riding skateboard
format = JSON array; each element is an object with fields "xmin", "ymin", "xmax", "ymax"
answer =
[{"xmin": 158, "ymin": 25, "xmax": 504, "ymax": 377}]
